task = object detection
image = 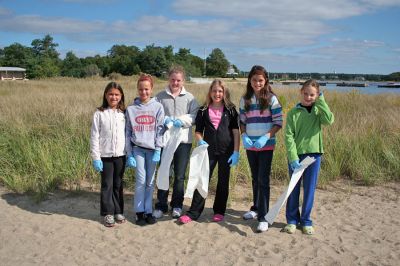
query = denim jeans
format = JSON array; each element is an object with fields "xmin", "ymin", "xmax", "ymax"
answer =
[
  {"xmin": 133, "ymin": 146, "xmax": 157, "ymax": 214},
  {"xmin": 286, "ymin": 153, "xmax": 321, "ymax": 226},
  {"xmin": 155, "ymin": 143, "xmax": 192, "ymax": 212},
  {"xmin": 100, "ymin": 156, "xmax": 126, "ymax": 216},
  {"xmin": 246, "ymin": 150, "xmax": 274, "ymax": 222}
]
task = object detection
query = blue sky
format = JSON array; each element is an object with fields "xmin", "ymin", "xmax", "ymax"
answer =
[{"xmin": 0, "ymin": 0, "xmax": 399, "ymax": 74}]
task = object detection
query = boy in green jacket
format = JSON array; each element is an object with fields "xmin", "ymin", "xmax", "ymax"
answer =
[{"xmin": 283, "ymin": 79, "xmax": 334, "ymax": 235}]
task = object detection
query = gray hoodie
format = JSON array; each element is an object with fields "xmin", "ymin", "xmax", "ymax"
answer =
[{"xmin": 125, "ymin": 97, "xmax": 165, "ymax": 155}]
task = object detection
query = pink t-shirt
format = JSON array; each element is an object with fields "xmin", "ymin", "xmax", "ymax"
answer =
[{"xmin": 208, "ymin": 105, "xmax": 224, "ymax": 129}]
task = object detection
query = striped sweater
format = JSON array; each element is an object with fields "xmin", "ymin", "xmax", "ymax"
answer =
[{"xmin": 239, "ymin": 94, "xmax": 283, "ymax": 151}]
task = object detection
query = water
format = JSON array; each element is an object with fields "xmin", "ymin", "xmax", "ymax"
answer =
[{"xmin": 282, "ymin": 82, "xmax": 400, "ymax": 95}]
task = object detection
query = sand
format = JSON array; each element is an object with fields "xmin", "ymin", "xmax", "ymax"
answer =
[{"xmin": 0, "ymin": 181, "xmax": 399, "ymax": 266}]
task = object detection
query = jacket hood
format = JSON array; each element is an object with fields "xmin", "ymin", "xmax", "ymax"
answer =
[{"xmin": 133, "ymin": 97, "xmax": 156, "ymax": 106}]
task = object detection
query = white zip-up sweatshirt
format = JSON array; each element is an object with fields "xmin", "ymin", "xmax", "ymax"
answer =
[{"xmin": 90, "ymin": 108, "xmax": 126, "ymax": 161}]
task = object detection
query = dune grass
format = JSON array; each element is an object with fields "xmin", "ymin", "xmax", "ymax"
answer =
[{"xmin": 0, "ymin": 77, "xmax": 399, "ymax": 200}]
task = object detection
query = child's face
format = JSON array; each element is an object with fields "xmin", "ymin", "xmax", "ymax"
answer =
[
  {"xmin": 210, "ymin": 85, "xmax": 224, "ymax": 105},
  {"xmin": 106, "ymin": 88, "xmax": 122, "ymax": 109},
  {"xmin": 168, "ymin": 72, "xmax": 184, "ymax": 93},
  {"xmin": 300, "ymin": 85, "xmax": 318, "ymax": 106},
  {"xmin": 250, "ymin": 74, "xmax": 266, "ymax": 95},
  {"xmin": 138, "ymin": 80, "xmax": 152, "ymax": 103}
]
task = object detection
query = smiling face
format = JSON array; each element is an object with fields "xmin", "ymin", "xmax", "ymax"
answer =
[
  {"xmin": 106, "ymin": 88, "xmax": 122, "ymax": 109},
  {"xmin": 250, "ymin": 74, "xmax": 266, "ymax": 95},
  {"xmin": 168, "ymin": 72, "xmax": 184, "ymax": 94},
  {"xmin": 210, "ymin": 85, "xmax": 224, "ymax": 106},
  {"xmin": 138, "ymin": 80, "xmax": 153, "ymax": 103},
  {"xmin": 301, "ymin": 85, "xmax": 319, "ymax": 106}
]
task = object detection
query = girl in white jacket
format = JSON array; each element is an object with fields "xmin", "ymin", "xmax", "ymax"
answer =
[{"xmin": 90, "ymin": 82, "xmax": 126, "ymax": 227}]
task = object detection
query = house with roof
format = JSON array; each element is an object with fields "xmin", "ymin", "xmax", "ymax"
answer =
[{"xmin": 0, "ymin": 67, "xmax": 26, "ymax": 80}]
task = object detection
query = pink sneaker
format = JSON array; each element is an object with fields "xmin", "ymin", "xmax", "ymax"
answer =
[
  {"xmin": 212, "ymin": 214, "xmax": 224, "ymax": 222},
  {"xmin": 179, "ymin": 215, "xmax": 192, "ymax": 224}
]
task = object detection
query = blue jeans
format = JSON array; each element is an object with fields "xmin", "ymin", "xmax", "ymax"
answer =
[
  {"xmin": 155, "ymin": 143, "xmax": 191, "ymax": 212},
  {"xmin": 286, "ymin": 153, "xmax": 321, "ymax": 226},
  {"xmin": 246, "ymin": 150, "xmax": 274, "ymax": 222},
  {"xmin": 133, "ymin": 147, "xmax": 157, "ymax": 214}
]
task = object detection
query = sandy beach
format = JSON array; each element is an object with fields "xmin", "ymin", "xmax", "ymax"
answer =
[{"xmin": 1, "ymin": 181, "xmax": 399, "ymax": 265}]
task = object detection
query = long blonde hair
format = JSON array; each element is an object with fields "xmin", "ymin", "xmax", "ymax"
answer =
[{"xmin": 204, "ymin": 79, "xmax": 235, "ymax": 109}]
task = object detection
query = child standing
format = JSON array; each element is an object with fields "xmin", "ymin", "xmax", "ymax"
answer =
[
  {"xmin": 125, "ymin": 74, "xmax": 165, "ymax": 226},
  {"xmin": 283, "ymin": 79, "xmax": 334, "ymax": 235},
  {"xmin": 179, "ymin": 79, "xmax": 240, "ymax": 224},
  {"xmin": 239, "ymin": 65, "xmax": 283, "ymax": 232},
  {"xmin": 90, "ymin": 82, "xmax": 126, "ymax": 227}
]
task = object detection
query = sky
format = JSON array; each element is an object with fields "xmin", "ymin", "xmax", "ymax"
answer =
[{"xmin": 0, "ymin": 0, "xmax": 399, "ymax": 74}]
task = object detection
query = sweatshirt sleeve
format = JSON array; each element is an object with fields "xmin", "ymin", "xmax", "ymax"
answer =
[
  {"xmin": 314, "ymin": 94, "xmax": 334, "ymax": 126},
  {"xmin": 239, "ymin": 97, "xmax": 246, "ymax": 125},
  {"xmin": 270, "ymin": 95, "xmax": 283, "ymax": 128},
  {"xmin": 125, "ymin": 109, "xmax": 133, "ymax": 156},
  {"xmin": 90, "ymin": 111, "xmax": 101, "ymax": 161},
  {"xmin": 155, "ymin": 104, "xmax": 165, "ymax": 149},
  {"xmin": 284, "ymin": 110, "xmax": 299, "ymax": 163},
  {"xmin": 178, "ymin": 96, "xmax": 200, "ymax": 127}
]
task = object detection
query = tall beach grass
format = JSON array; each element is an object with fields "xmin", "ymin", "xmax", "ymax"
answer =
[{"xmin": 0, "ymin": 77, "xmax": 399, "ymax": 200}]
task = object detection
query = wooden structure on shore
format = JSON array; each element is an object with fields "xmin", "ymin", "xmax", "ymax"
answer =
[
  {"xmin": 336, "ymin": 82, "xmax": 368, "ymax": 87},
  {"xmin": 377, "ymin": 83, "xmax": 400, "ymax": 88},
  {"xmin": 0, "ymin": 67, "xmax": 26, "ymax": 80}
]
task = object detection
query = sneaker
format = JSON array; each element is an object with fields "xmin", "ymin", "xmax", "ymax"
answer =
[
  {"xmin": 136, "ymin": 212, "xmax": 146, "ymax": 226},
  {"xmin": 283, "ymin": 224, "xmax": 296, "ymax": 234},
  {"xmin": 257, "ymin": 221, "xmax": 269, "ymax": 232},
  {"xmin": 145, "ymin": 213, "xmax": 157, "ymax": 225},
  {"xmin": 178, "ymin": 215, "xmax": 192, "ymax": 224},
  {"xmin": 114, "ymin": 214, "xmax": 126, "ymax": 224},
  {"xmin": 243, "ymin": 210, "xmax": 257, "ymax": 220},
  {"xmin": 152, "ymin": 209, "xmax": 164, "ymax": 219},
  {"xmin": 104, "ymin": 214, "xmax": 115, "ymax": 227},
  {"xmin": 172, "ymin": 208, "xmax": 182, "ymax": 219},
  {"xmin": 212, "ymin": 214, "xmax": 224, "ymax": 222},
  {"xmin": 302, "ymin": 226, "xmax": 315, "ymax": 235}
]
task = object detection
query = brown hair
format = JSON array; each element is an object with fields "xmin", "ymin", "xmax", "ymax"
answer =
[
  {"xmin": 204, "ymin": 79, "xmax": 235, "ymax": 109},
  {"xmin": 137, "ymin": 73, "xmax": 154, "ymax": 88},
  {"xmin": 243, "ymin": 65, "xmax": 275, "ymax": 113},
  {"xmin": 168, "ymin": 65, "xmax": 186, "ymax": 80},
  {"xmin": 301, "ymin": 79, "xmax": 320, "ymax": 93},
  {"xmin": 98, "ymin": 82, "xmax": 125, "ymax": 112}
]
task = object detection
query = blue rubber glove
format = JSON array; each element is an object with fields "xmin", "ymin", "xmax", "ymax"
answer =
[
  {"xmin": 197, "ymin": 139, "xmax": 208, "ymax": 146},
  {"xmin": 241, "ymin": 133, "xmax": 253, "ymax": 149},
  {"xmin": 92, "ymin": 160, "xmax": 103, "ymax": 172},
  {"xmin": 289, "ymin": 160, "xmax": 302, "ymax": 171},
  {"xmin": 173, "ymin": 119, "xmax": 183, "ymax": 128},
  {"xmin": 126, "ymin": 155, "xmax": 136, "ymax": 168},
  {"xmin": 152, "ymin": 149, "xmax": 161, "ymax": 162},
  {"xmin": 254, "ymin": 134, "xmax": 270, "ymax": 149},
  {"xmin": 164, "ymin": 116, "xmax": 173, "ymax": 126},
  {"xmin": 228, "ymin": 151, "xmax": 240, "ymax": 167}
]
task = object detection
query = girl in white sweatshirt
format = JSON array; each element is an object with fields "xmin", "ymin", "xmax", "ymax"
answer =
[{"xmin": 90, "ymin": 82, "xmax": 126, "ymax": 227}]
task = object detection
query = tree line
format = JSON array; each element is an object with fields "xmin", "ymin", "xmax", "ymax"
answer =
[
  {"xmin": 0, "ymin": 34, "xmax": 232, "ymax": 79},
  {"xmin": 0, "ymin": 34, "xmax": 398, "ymax": 81}
]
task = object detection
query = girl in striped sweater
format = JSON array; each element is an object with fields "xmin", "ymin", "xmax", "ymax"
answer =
[{"xmin": 239, "ymin": 65, "xmax": 283, "ymax": 232}]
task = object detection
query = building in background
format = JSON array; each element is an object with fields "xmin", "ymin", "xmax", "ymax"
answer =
[{"xmin": 0, "ymin": 67, "xmax": 26, "ymax": 80}]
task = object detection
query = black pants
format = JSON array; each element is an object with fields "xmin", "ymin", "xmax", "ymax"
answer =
[
  {"xmin": 186, "ymin": 152, "xmax": 231, "ymax": 220},
  {"xmin": 155, "ymin": 143, "xmax": 192, "ymax": 212},
  {"xmin": 100, "ymin": 156, "xmax": 126, "ymax": 216},
  {"xmin": 246, "ymin": 150, "xmax": 273, "ymax": 222}
]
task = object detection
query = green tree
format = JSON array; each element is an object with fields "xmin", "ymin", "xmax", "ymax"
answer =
[
  {"xmin": 108, "ymin": 45, "xmax": 140, "ymax": 75},
  {"xmin": 61, "ymin": 51, "xmax": 83, "ymax": 77},
  {"xmin": 82, "ymin": 55, "xmax": 110, "ymax": 77},
  {"xmin": 206, "ymin": 48, "xmax": 230, "ymax": 77},
  {"xmin": 1, "ymin": 43, "xmax": 34, "ymax": 68},
  {"xmin": 30, "ymin": 35, "xmax": 61, "ymax": 77},
  {"xmin": 137, "ymin": 44, "xmax": 169, "ymax": 77}
]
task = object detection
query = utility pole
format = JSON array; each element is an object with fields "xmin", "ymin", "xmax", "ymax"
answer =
[{"xmin": 203, "ymin": 48, "xmax": 207, "ymax": 77}]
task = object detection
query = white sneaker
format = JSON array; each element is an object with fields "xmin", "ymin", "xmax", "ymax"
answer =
[
  {"xmin": 243, "ymin": 210, "xmax": 258, "ymax": 220},
  {"xmin": 257, "ymin": 222, "xmax": 269, "ymax": 232},
  {"xmin": 152, "ymin": 209, "xmax": 164, "ymax": 219},
  {"xmin": 172, "ymin": 208, "xmax": 182, "ymax": 218}
]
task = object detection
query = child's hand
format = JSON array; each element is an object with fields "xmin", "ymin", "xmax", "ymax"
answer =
[
  {"xmin": 173, "ymin": 119, "xmax": 183, "ymax": 128},
  {"xmin": 152, "ymin": 149, "xmax": 161, "ymax": 162},
  {"xmin": 197, "ymin": 139, "xmax": 208, "ymax": 146},
  {"xmin": 289, "ymin": 160, "xmax": 301, "ymax": 171},
  {"xmin": 228, "ymin": 151, "xmax": 240, "ymax": 167},
  {"xmin": 254, "ymin": 134, "xmax": 270, "ymax": 149},
  {"xmin": 164, "ymin": 117, "xmax": 173, "ymax": 127},
  {"xmin": 92, "ymin": 160, "xmax": 103, "ymax": 172},
  {"xmin": 126, "ymin": 155, "xmax": 136, "ymax": 168},
  {"xmin": 241, "ymin": 133, "xmax": 253, "ymax": 149}
]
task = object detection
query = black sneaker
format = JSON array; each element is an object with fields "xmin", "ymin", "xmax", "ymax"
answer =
[
  {"xmin": 136, "ymin": 212, "xmax": 146, "ymax": 226},
  {"xmin": 145, "ymin": 213, "xmax": 157, "ymax": 224}
]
